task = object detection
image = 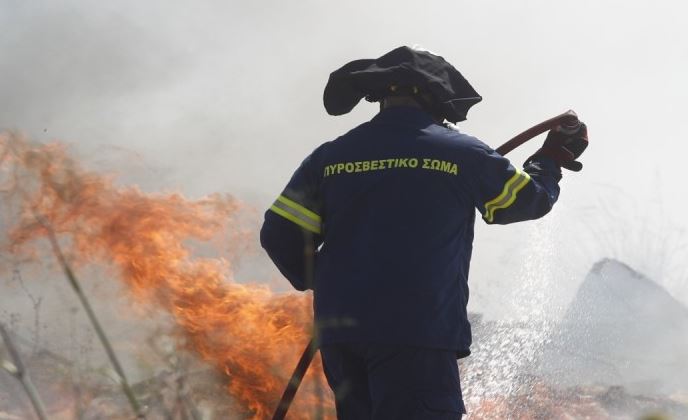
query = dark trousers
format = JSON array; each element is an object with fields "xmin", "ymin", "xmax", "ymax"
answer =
[{"xmin": 320, "ymin": 343, "xmax": 465, "ymax": 420}]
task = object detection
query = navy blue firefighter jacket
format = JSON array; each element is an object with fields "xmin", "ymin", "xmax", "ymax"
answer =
[{"xmin": 260, "ymin": 107, "xmax": 561, "ymax": 358}]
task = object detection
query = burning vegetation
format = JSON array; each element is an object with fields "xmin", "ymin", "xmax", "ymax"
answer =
[{"xmin": 0, "ymin": 132, "xmax": 333, "ymax": 418}]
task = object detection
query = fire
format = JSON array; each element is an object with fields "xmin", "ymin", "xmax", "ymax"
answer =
[{"xmin": 0, "ymin": 132, "xmax": 334, "ymax": 419}]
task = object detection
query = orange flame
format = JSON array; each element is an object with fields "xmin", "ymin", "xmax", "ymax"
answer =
[{"xmin": 0, "ymin": 132, "xmax": 333, "ymax": 419}]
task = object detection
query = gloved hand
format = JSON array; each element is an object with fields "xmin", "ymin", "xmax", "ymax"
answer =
[{"xmin": 531, "ymin": 123, "xmax": 588, "ymax": 171}]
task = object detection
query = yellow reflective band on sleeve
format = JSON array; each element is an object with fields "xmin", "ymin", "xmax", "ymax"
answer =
[
  {"xmin": 269, "ymin": 195, "xmax": 322, "ymax": 234},
  {"xmin": 483, "ymin": 169, "xmax": 531, "ymax": 223}
]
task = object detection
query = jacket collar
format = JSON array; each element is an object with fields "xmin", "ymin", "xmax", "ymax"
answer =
[{"xmin": 370, "ymin": 106, "xmax": 437, "ymax": 128}]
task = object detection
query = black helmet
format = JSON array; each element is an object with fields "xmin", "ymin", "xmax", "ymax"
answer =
[{"xmin": 323, "ymin": 46, "xmax": 482, "ymax": 123}]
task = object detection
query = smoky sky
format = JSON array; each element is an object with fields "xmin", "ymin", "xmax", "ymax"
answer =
[{"xmin": 2, "ymin": 0, "xmax": 687, "ymax": 313}]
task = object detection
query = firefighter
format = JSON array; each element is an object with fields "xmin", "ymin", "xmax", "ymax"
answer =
[{"xmin": 260, "ymin": 46, "xmax": 587, "ymax": 419}]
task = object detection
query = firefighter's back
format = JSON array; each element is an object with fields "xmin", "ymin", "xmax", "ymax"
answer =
[{"xmin": 313, "ymin": 106, "xmax": 478, "ymax": 353}]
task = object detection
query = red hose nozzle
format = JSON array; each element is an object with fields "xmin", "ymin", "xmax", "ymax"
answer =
[{"xmin": 558, "ymin": 110, "xmax": 581, "ymax": 135}]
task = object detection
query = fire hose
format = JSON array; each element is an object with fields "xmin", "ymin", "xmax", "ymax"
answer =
[{"xmin": 271, "ymin": 110, "xmax": 581, "ymax": 420}]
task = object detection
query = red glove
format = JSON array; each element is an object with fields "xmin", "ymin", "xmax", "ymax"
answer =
[{"xmin": 532, "ymin": 123, "xmax": 589, "ymax": 171}]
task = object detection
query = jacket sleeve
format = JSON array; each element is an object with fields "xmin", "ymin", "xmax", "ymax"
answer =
[
  {"xmin": 260, "ymin": 151, "xmax": 324, "ymax": 291},
  {"xmin": 467, "ymin": 141, "xmax": 562, "ymax": 225}
]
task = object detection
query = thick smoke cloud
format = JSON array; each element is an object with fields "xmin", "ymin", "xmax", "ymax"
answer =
[{"xmin": 2, "ymin": 0, "xmax": 687, "ymax": 320}]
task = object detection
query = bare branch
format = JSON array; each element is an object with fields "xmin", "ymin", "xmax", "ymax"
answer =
[
  {"xmin": 0, "ymin": 323, "xmax": 49, "ymax": 420},
  {"xmin": 34, "ymin": 214, "xmax": 146, "ymax": 418}
]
